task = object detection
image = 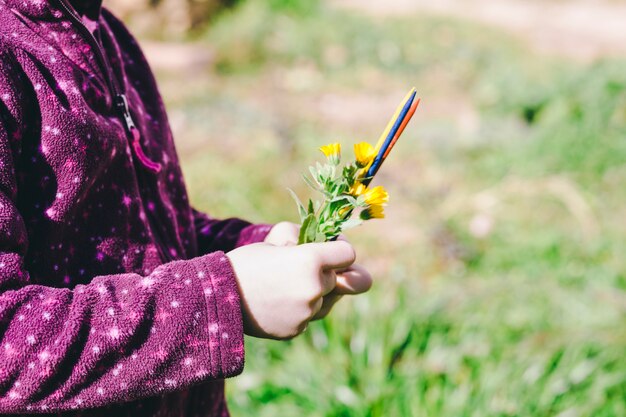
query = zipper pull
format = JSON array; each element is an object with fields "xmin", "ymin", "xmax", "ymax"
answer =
[
  {"xmin": 114, "ymin": 94, "xmax": 137, "ymax": 131},
  {"xmin": 114, "ymin": 94, "xmax": 162, "ymax": 173}
]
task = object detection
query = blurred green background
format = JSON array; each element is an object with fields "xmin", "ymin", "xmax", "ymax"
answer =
[{"xmin": 110, "ymin": 0, "xmax": 626, "ymax": 415}]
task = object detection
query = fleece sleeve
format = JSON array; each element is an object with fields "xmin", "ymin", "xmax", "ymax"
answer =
[
  {"xmin": 191, "ymin": 208, "xmax": 273, "ymax": 254},
  {"xmin": 0, "ymin": 47, "xmax": 245, "ymax": 413}
]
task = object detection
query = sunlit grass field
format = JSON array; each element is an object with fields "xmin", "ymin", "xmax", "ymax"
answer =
[{"xmin": 153, "ymin": 1, "xmax": 626, "ymax": 415}]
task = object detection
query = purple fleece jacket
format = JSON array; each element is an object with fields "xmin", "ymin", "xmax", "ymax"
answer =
[{"xmin": 0, "ymin": 0, "xmax": 273, "ymax": 415}]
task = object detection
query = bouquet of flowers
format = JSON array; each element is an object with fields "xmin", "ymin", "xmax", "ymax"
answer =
[{"xmin": 291, "ymin": 88, "xmax": 421, "ymax": 244}]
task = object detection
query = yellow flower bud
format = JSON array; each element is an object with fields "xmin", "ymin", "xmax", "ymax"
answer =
[
  {"xmin": 363, "ymin": 186, "xmax": 389, "ymax": 206},
  {"xmin": 319, "ymin": 143, "xmax": 341, "ymax": 165},
  {"xmin": 349, "ymin": 181, "xmax": 367, "ymax": 196},
  {"xmin": 353, "ymin": 142, "xmax": 376, "ymax": 168},
  {"xmin": 338, "ymin": 206, "xmax": 352, "ymax": 218},
  {"xmin": 360, "ymin": 204, "xmax": 385, "ymax": 220}
]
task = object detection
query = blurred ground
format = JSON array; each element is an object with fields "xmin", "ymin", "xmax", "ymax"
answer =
[
  {"xmin": 333, "ymin": 0, "xmax": 626, "ymax": 61},
  {"xmin": 112, "ymin": 0, "xmax": 626, "ymax": 415},
  {"xmin": 137, "ymin": 0, "xmax": 626, "ymax": 72},
  {"xmin": 136, "ymin": 0, "xmax": 626, "ymax": 160}
]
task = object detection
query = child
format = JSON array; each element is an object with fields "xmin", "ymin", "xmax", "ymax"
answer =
[{"xmin": 0, "ymin": 0, "xmax": 372, "ymax": 415}]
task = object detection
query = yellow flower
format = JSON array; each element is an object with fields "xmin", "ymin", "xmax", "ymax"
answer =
[
  {"xmin": 354, "ymin": 142, "xmax": 376, "ymax": 168},
  {"xmin": 363, "ymin": 186, "xmax": 389, "ymax": 206},
  {"xmin": 360, "ymin": 204, "xmax": 385, "ymax": 220},
  {"xmin": 319, "ymin": 143, "xmax": 341, "ymax": 165},
  {"xmin": 349, "ymin": 181, "xmax": 367, "ymax": 196},
  {"xmin": 338, "ymin": 206, "xmax": 352, "ymax": 218}
]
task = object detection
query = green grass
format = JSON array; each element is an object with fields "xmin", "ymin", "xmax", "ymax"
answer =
[{"xmin": 154, "ymin": 1, "xmax": 626, "ymax": 415}]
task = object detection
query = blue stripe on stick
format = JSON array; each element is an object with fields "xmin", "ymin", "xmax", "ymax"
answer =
[{"xmin": 365, "ymin": 90, "xmax": 417, "ymax": 181}]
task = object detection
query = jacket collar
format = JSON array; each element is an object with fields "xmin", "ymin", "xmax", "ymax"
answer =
[{"xmin": 67, "ymin": 0, "xmax": 103, "ymax": 20}]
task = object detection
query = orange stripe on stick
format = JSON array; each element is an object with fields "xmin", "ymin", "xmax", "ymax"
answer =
[{"xmin": 383, "ymin": 97, "xmax": 420, "ymax": 160}]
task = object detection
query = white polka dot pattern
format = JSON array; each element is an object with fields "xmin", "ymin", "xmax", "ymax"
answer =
[{"xmin": 0, "ymin": 0, "xmax": 273, "ymax": 415}]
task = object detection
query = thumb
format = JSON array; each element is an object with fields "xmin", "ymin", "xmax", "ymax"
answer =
[
  {"xmin": 304, "ymin": 240, "xmax": 356, "ymax": 270},
  {"xmin": 334, "ymin": 264, "xmax": 372, "ymax": 295}
]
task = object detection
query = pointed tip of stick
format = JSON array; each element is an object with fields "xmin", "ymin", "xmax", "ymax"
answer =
[{"xmin": 380, "ymin": 93, "xmax": 422, "ymax": 159}]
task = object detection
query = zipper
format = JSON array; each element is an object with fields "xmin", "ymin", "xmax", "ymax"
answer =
[
  {"xmin": 55, "ymin": 0, "xmax": 161, "ymax": 173},
  {"xmin": 113, "ymin": 94, "xmax": 163, "ymax": 173},
  {"xmin": 55, "ymin": 0, "xmax": 172, "ymax": 263}
]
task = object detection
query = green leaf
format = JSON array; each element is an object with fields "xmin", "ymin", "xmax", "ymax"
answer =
[
  {"xmin": 315, "ymin": 162, "xmax": 325, "ymax": 179},
  {"xmin": 298, "ymin": 214, "xmax": 318, "ymax": 245},
  {"xmin": 311, "ymin": 165, "xmax": 327, "ymax": 189},
  {"xmin": 298, "ymin": 213, "xmax": 318, "ymax": 245},
  {"xmin": 330, "ymin": 195, "xmax": 350, "ymax": 203},
  {"xmin": 307, "ymin": 199, "xmax": 315, "ymax": 215},
  {"xmin": 343, "ymin": 164, "xmax": 357, "ymax": 183},
  {"xmin": 328, "ymin": 198, "xmax": 352, "ymax": 216},
  {"xmin": 287, "ymin": 188, "xmax": 307, "ymax": 221},
  {"xmin": 302, "ymin": 173, "xmax": 320, "ymax": 192},
  {"xmin": 341, "ymin": 218, "xmax": 363, "ymax": 231},
  {"xmin": 309, "ymin": 165, "xmax": 319, "ymax": 182},
  {"xmin": 330, "ymin": 165, "xmax": 337, "ymax": 180},
  {"xmin": 314, "ymin": 231, "xmax": 327, "ymax": 243}
]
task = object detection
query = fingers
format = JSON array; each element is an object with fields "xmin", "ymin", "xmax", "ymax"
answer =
[
  {"xmin": 311, "ymin": 297, "xmax": 324, "ymax": 318},
  {"xmin": 264, "ymin": 222, "xmax": 300, "ymax": 246},
  {"xmin": 334, "ymin": 264, "xmax": 373, "ymax": 295},
  {"xmin": 312, "ymin": 264, "xmax": 372, "ymax": 321},
  {"xmin": 311, "ymin": 293, "xmax": 343, "ymax": 321},
  {"xmin": 320, "ymin": 269, "xmax": 338, "ymax": 296},
  {"xmin": 306, "ymin": 240, "xmax": 356, "ymax": 270}
]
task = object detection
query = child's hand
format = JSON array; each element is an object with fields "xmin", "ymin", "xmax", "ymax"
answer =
[
  {"xmin": 263, "ymin": 221, "xmax": 373, "ymax": 323},
  {"xmin": 311, "ymin": 263, "xmax": 372, "ymax": 320},
  {"xmin": 227, "ymin": 240, "xmax": 360, "ymax": 339}
]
